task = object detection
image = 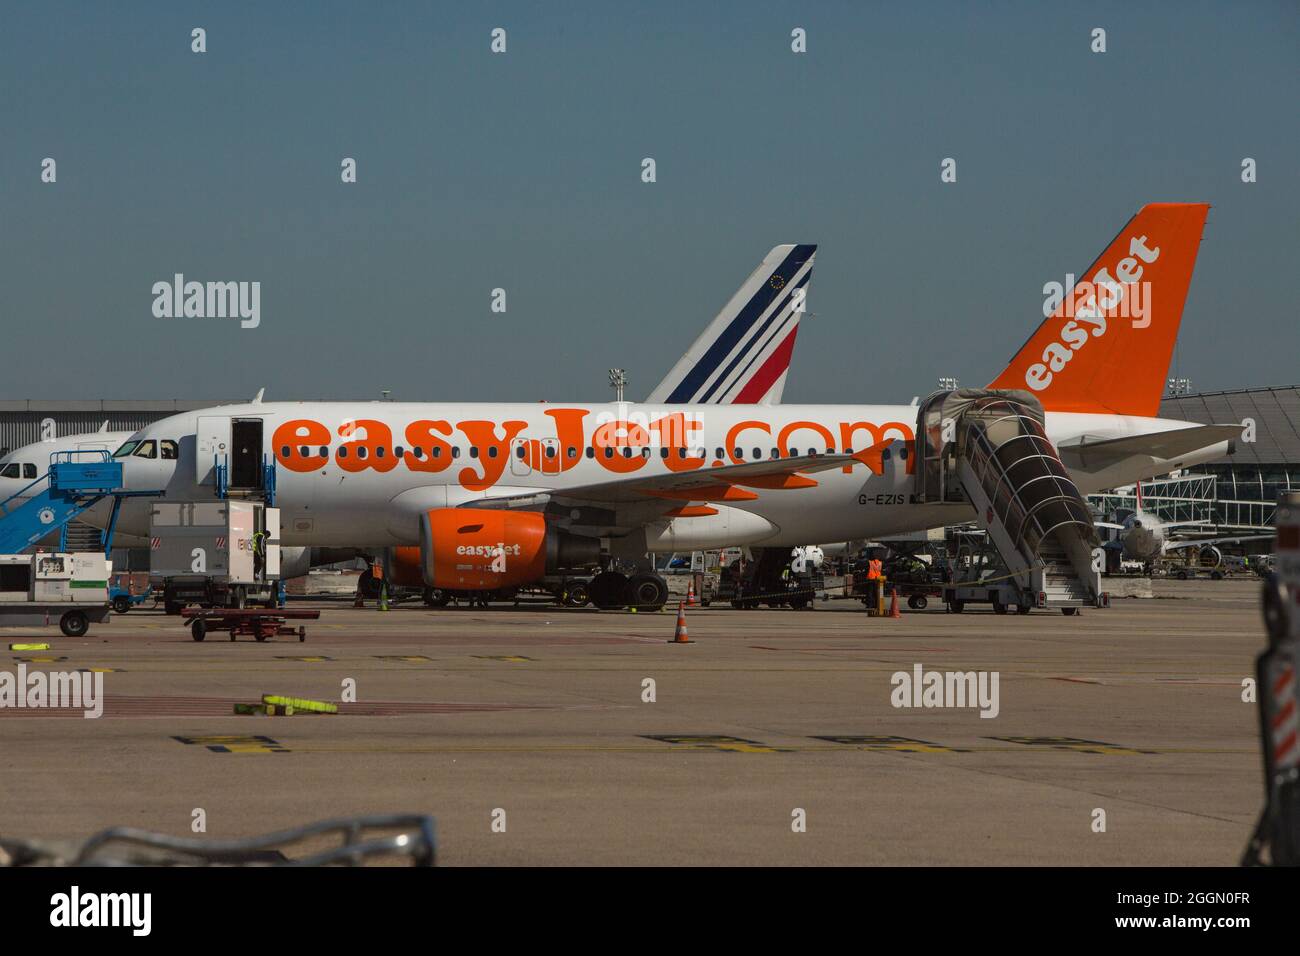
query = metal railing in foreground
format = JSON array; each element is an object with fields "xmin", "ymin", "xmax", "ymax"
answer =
[{"xmin": 0, "ymin": 813, "xmax": 436, "ymax": 867}]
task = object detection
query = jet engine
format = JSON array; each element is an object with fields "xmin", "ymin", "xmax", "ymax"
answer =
[{"xmin": 388, "ymin": 509, "xmax": 601, "ymax": 591}]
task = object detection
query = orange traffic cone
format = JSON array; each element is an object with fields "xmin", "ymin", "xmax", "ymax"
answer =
[
  {"xmin": 888, "ymin": 587, "xmax": 901, "ymax": 619},
  {"xmin": 669, "ymin": 601, "xmax": 693, "ymax": 643},
  {"xmin": 686, "ymin": 580, "xmax": 697, "ymax": 607}
]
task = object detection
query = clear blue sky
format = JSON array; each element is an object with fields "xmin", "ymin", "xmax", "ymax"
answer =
[{"xmin": 2, "ymin": 0, "xmax": 1296, "ymax": 403}]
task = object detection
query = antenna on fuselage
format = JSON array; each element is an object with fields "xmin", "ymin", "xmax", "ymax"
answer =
[{"xmin": 252, "ymin": 388, "xmax": 265, "ymax": 404}]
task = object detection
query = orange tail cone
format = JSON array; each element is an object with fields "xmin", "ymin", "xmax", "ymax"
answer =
[
  {"xmin": 669, "ymin": 601, "xmax": 693, "ymax": 643},
  {"xmin": 888, "ymin": 587, "xmax": 901, "ymax": 619}
]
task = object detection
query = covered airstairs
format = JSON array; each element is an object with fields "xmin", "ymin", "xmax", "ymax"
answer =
[{"xmin": 915, "ymin": 389, "xmax": 1106, "ymax": 613}]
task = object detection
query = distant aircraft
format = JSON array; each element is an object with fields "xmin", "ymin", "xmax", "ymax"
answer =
[{"xmin": 1098, "ymin": 482, "xmax": 1270, "ymax": 567}]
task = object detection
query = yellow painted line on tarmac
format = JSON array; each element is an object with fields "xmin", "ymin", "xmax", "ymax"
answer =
[
  {"xmin": 13, "ymin": 656, "xmax": 68, "ymax": 663},
  {"xmin": 471, "ymin": 655, "xmax": 534, "ymax": 663},
  {"xmin": 10, "ymin": 643, "xmax": 51, "ymax": 651}
]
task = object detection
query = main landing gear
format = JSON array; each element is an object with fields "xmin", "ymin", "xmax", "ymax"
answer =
[{"xmin": 587, "ymin": 571, "xmax": 669, "ymax": 612}]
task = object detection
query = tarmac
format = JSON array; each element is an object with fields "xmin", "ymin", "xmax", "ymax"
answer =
[{"xmin": 0, "ymin": 578, "xmax": 1267, "ymax": 865}]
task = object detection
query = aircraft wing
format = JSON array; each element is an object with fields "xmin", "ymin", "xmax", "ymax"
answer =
[
  {"xmin": 1057, "ymin": 424, "xmax": 1240, "ymax": 481},
  {"xmin": 1164, "ymin": 533, "xmax": 1275, "ymax": 552},
  {"xmin": 461, "ymin": 450, "xmax": 867, "ymax": 534}
]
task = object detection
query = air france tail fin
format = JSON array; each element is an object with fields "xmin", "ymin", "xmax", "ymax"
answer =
[
  {"xmin": 988, "ymin": 203, "xmax": 1210, "ymax": 417},
  {"xmin": 647, "ymin": 244, "xmax": 816, "ymax": 405}
]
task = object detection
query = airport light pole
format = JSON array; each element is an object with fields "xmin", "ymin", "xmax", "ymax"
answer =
[
  {"xmin": 938, "ymin": 376, "xmax": 959, "ymax": 391},
  {"xmin": 1167, "ymin": 377, "xmax": 1193, "ymax": 397},
  {"xmin": 609, "ymin": 368, "xmax": 627, "ymax": 403}
]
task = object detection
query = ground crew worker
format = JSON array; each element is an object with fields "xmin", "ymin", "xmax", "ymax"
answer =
[{"xmin": 867, "ymin": 557, "xmax": 883, "ymax": 580}]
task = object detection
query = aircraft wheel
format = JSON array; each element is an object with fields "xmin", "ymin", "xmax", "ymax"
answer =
[
  {"xmin": 589, "ymin": 571, "xmax": 629, "ymax": 610},
  {"xmin": 565, "ymin": 582, "xmax": 590, "ymax": 607},
  {"xmin": 907, "ymin": 595, "xmax": 928, "ymax": 610},
  {"xmin": 627, "ymin": 573, "xmax": 668, "ymax": 612},
  {"xmin": 191, "ymin": 618, "xmax": 207, "ymax": 642},
  {"xmin": 60, "ymin": 611, "xmax": 89, "ymax": 638},
  {"xmin": 423, "ymin": 587, "xmax": 452, "ymax": 607}
]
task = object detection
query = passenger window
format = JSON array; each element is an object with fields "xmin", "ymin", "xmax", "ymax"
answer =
[
  {"xmin": 394, "ymin": 447, "xmax": 404, "ymax": 458},
  {"xmin": 376, "ymin": 447, "xmax": 386, "ymax": 459},
  {"xmin": 452, "ymin": 448, "xmax": 461, "ymax": 459},
  {"xmin": 320, "ymin": 446, "xmax": 329, "ymax": 458},
  {"xmin": 470, "ymin": 447, "xmax": 479, "ymax": 459},
  {"xmin": 516, "ymin": 446, "xmax": 527, "ymax": 459},
  {"xmin": 338, "ymin": 447, "xmax": 349, "ymax": 459},
  {"xmin": 567, "ymin": 446, "xmax": 577, "ymax": 459},
  {"xmin": 488, "ymin": 447, "xmax": 498, "ymax": 459},
  {"xmin": 585, "ymin": 447, "xmax": 594, "ymax": 459},
  {"xmin": 357, "ymin": 447, "xmax": 368, "ymax": 460},
  {"xmin": 133, "ymin": 440, "xmax": 157, "ymax": 459},
  {"xmin": 732, "ymin": 448, "xmax": 742, "ymax": 459},
  {"xmin": 297, "ymin": 446, "xmax": 308, "ymax": 457}
]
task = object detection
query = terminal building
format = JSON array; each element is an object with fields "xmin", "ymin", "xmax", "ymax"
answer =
[
  {"xmin": 0, "ymin": 400, "xmax": 226, "ymax": 461},
  {"xmin": 1089, "ymin": 385, "xmax": 1300, "ymax": 543}
]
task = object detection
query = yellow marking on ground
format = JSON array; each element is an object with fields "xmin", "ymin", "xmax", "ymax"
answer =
[
  {"xmin": 9, "ymin": 643, "xmax": 50, "ymax": 651},
  {"xmin": 172, "ymin": 734, "xmax": 289, "ymax": 754},
  {"xmin": 985, "ymin": 735, "xmax": 1157, "ymax": 755},
  {"xmin": 372, "ymin": 655, "xmax": 435, "ymax": 663},
  {"xmin": 13, "ymin": 656, "xmax": 67, "ymax": 663},
  {"xmin": 641, "ymin": 734, "xmax": 785, "ymax": 753},
  {"xmin": 811, "ymin": 734, "xmax": 968, "ymax": 753},
  {"xmin": 273, "ymin": 656, "xmax": 332, "ymax": 662},
  {"xmin": 471, "ymin": 655, "xmax": 534, "ymax": 663}
]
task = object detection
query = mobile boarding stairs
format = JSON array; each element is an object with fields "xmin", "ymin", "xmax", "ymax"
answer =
[{"xmin": 915, "ymin": 389, "xmax": 1107, "ymax": 614}]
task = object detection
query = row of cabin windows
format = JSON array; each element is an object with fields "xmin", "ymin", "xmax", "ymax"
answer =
[{"xmin": 281, "ymin": 444, "xmax": 911, "ymax": 462}]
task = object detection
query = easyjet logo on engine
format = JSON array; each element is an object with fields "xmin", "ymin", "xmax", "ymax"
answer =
[{"xmin": 1024, "ymin": 233, "xmax": 1160, "ymax": 393}]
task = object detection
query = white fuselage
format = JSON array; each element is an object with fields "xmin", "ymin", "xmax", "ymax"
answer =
[{"xmin": 105, "ymin": 401, "xmax": 1221, "ymax": 551}]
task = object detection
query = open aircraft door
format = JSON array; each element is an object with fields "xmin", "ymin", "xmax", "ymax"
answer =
[{"xmin": 196, "ymin": 416, "xmax": 232, "ymax": 485}]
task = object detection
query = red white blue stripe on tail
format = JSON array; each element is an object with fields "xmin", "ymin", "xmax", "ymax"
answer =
[{"xmin": 646, "ymin": 244, "xmax": 815, "ymax": 405}]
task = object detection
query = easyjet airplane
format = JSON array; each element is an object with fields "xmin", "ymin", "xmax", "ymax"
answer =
[{"xmin": 103, "ymin": 204, "xmax": 1239, "ymax": 609}]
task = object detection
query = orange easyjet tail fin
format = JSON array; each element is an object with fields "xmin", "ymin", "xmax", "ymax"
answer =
[{"xmin": 988, "ymin": 203, "xmax": 1210, "ymax": 417}]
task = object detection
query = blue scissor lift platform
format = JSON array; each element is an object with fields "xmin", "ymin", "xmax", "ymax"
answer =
[{"xmin": 0, "ymin": 450, "xmax": 162, "ymax": 556}]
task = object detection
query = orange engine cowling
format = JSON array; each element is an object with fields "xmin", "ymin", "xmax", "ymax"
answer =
[{"xmin": 419, "ymin": 509, "xmax": 549, "ymax": 590}]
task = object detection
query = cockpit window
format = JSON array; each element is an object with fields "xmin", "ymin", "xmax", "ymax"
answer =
[
  {"xmin": 23, "ymin": 463, "xmax": 36, "ymax": 479},
  {"xmin": 132, "ymin": 440, "xmax": 158, "ymax": 460},
  {"xmin": 113, "ymin": 441, "xmax": 140, "ymax": 458},
  {"xmin": 0, "ymin": 463, "xmax": 18, "ymax": 479},
  {"xmin": 160, "ymin": 440, "xmax": 178, "ymax": 460}
]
